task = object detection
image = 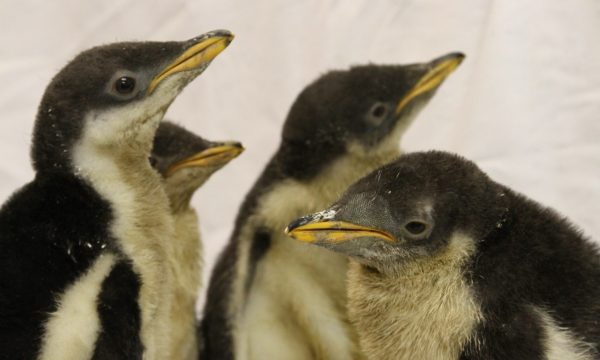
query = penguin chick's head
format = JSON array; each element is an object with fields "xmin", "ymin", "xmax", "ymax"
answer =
[
  {"xmin": 286, "ymin": 151, "xmax": 509, "ymax": 272},
  {"xmin": 31, "ymin": 30, "xmax": 233, "ymax": 173},
  {"xmin": 150, "ymin": 121, "xmax": 243, "ymax": 209},
  {"xmin": 279, "ymin": 53, "xmax": 464, "ymax": 177}
]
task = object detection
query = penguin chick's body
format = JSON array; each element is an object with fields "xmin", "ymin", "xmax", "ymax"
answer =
[
  {"xmin": 202, "ymin": 53, "xmax": 465, "ymax": 360},
  {"xmin": 287, "ymin": 151, "xmax": 600, "ymax": 360},
  {"xmin": 0, "ymin": 31, "xmax": 232, "ymax": 360},
  {"xmin": 151, "ymin": 121, "xmax": 243, "ymax": 360}
]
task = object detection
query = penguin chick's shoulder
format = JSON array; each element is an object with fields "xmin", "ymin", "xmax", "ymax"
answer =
[{"xmin": 287, "ymin": 150, "xmax": 600, "ymax": 360}]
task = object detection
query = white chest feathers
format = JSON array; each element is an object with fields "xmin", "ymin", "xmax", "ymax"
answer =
[
  {"xmin": 72, "ymin": 121, "xmax": 176, "ymax": 360},
  {"xmin": 534, "ymin": 307, "xmax": 597, "ymax": 360},
  {"xmin": 38, "ymin": 254, "xmax": 116, "ymax": 360},
  {"xmin": 347, "ymin": 234, "xmax": 481, "ymax": 360}
]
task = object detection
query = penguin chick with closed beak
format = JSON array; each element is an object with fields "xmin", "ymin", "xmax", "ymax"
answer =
[
  {"xmin": 287, "ymin": 151, "xmax": 600, "ymax": 360},
  {"xmin": 150, "ymin": 121, "xmax": 243, "ymax": 360},
  {"xmin": 202, "ymin": 53, "xmax": 465, "ymax": 360},
  {"xmin": 0, "ymin": 31, "xmax": 233, "ymax": 360}
]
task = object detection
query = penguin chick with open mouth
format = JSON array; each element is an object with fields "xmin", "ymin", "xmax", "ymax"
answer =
[
  {"xmin": 202, "ymin": 53, "xmax": 465, "ymax": 360},
  {"xmin": 0, "ymin": 31, "xmax": 233, "ymax": 360},
  {"xmin": 150, "ymin": 121, "xmax": 243, "ymax": 360},
  {"xmin": 286, "ymin": 151, "xmax": 600, "ymax": 360}
]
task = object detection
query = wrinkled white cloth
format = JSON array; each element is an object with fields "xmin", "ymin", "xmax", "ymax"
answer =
[{"xmin": 0, "ymin": 0, "xmax": 598, "ymax": 309}]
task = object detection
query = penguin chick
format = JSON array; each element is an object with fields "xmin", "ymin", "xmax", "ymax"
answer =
[
  {"xmin": 151, "ymin": 121, "xmax": 243, "ymax": 360},
  {"xmin": 0, "ymin": 31, "xmax": 233, "ymax": 360},
  {"xmin": 202, "ymin": 53, "xmax": 465, "ymax": 360},
  {"xmin": 286, "ymin": 151, "xmax": 600, "ymax": 360}
]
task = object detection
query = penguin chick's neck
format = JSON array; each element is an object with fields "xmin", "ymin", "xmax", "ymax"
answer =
[
  {"xmin": 163, "ymin": 168, "xmax": 211, "ymax": 214},
  {"xmin": 347, "ymin": 233, "xmax": 481, "ymax": 360},
  {"xmin": 276, "ymin": 138, "xmax": 402, "ymax": 186},
  {"xmin": 70, "ymin": 109, "xmax": 175, "ymax": 359},
  {"xmin": 70, "ymin": 109, "xmax": 171, "ymax": 231},
  {"xmin": 166, "ymin": 186, "xmax": 195, "ymax": 214},
  {"xmin": 299, "ymin": 145, "xmax": 399, "ymax": 197},
  {"xmin": 256, "ymin": 143, "xmax": 402, "ymax": 236},
  {"xmin": 32, "ymin": 92, "xmax": 169, "ymax": 175}
]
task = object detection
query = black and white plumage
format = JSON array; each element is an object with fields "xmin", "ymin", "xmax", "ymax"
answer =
[
  {"xmin": 286, "ymin": 151, "xmax": 600, "ymax": 360},
  {"xmin": 0, "ymin": 31, "xmax": 233, "ymax": 360},
  {"xmin": 202, "ymin": 53, "xmax": 465, "ymax": 360},
  {"xmin": 150, "ymin": 121, "xmax": 243, "ymax": 360}
]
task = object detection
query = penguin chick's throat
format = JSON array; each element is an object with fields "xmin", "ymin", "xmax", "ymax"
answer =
[{"xmin": 347, "ymin": 233, "xmax": 482, "ymax": 360}]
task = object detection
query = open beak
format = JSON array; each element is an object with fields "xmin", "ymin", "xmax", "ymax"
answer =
[
  {"xmin": 166, "ymin": 142, "xmax": 244, "ymax": 176},
  {"xmin": 148, "ymin": 31, "xmax": 234, "ymax": 94},
  {"xmin": 395, "ymin": 52, "xmax": 465, "ymax": 114},
  {"xmin": 285, "ymin": 220, "xmax": 396, "ymax": 244}
]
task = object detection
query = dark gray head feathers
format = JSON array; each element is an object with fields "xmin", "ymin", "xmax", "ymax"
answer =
[
  {"xmin": 289, "ymin": 151, "xmax": 509, "ymax": 265},
  {"xmin": 31, "ymin": 30, "xmax": 231, "ymax": 174},
  {"xmin": 277, "ymin": 53, "xmax": 463, "ymax": 180}
]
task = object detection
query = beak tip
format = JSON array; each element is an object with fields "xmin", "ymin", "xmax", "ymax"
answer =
[
  {"xmin": 454, "ymin": 52, "xmax": 466, "ymax": 64},
  {"xmin": 230, "ymin": 143, "xmax": 245, "ymax": 158},
  {"xmin": 194, "ymin": 29, "xmax": 234, "ymax": 40},
  {"xmin": 285, "ymin": 218, "xmax": 306, "ymax": 234},
  {"xmin": 433, "ymin": 51, "xmax": 466, "ymax": 67},
  {"xmin": 213, "ymin": 30, "xmax": 235, "ymax": 46}
]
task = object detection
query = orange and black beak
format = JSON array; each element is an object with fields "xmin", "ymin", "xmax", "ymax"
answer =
[
  {"xmin": 148, "ymin": 30, "xmax": 234, "ymax": 94},
  {"xmin": 166, "ymin": 141, "xmax": 244, "ymax": 176},
  {"xmin": 285, "ymin": 214, "xmax": 395, "ymax": 245},
  {"xmin": 395, "ymin": 52, "xmax": 464, "ymax": 115}
]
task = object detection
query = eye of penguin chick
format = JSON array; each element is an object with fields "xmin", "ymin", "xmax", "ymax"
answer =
[
  {"xmin": 107, "ymin": 73, "xmax": 140, "ymax": 100},
  {"xmin": 405, "ymin": 221, "xmax": 427, "ymax": 234},
  {"xmin": 401, "ymin": 219, "xmax": 431, "ymax": 239},
  {"xmin": 114, "ymin": 76, "xmax": 136, "ymax": 94},
  {"xmin": 366, "ymin": 102, "xmax": 390, "ymax": 126},
  {"xmin": 371, "ymin": 103, "xmax": 387, "ymax": 117}
]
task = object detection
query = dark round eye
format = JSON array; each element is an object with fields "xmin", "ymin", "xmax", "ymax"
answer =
[
  {"xmin": 371, "ymin": 103, "xmax": 388, "ymax": 118},
  {"xmin": 115, "ymin": 76, "xmax": 136, "ymax": 94},
  {"xmin": 404, "ymin": 221, "xmax": 427, "ymax": 235}
]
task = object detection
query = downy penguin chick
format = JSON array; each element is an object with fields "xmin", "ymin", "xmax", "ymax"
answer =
[
  {"xmin": 151, "ymin": 121, "xmax": 243, "ymax": 360},
  {"xmin": 287, "ymin": 151, "xmax": 600, "ymax": 360},
  {"xmin": 202, "ymin": 53, "xmax": 465, "ymax": 360},
  {"xmin": 0, "ymin": 31, "xmax": 233, "ymax": 360}
]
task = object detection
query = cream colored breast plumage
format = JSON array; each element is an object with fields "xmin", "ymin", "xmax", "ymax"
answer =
[{"xmin": 151, "ymin": 120, "xmax": 244, "ymax": 360}]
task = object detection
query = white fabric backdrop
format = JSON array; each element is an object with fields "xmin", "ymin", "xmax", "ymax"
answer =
[{"xmin": 1, "ymin": 0, "xmax": 599, "ymax": 308}]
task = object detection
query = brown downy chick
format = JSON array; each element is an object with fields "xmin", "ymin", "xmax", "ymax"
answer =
[{"xmin": 151, "ymin": 121, "xmax": 243, "ymax": 360}]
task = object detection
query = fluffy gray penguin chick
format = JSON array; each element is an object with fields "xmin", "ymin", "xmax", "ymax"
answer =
[
  {"xmin": 287, "ymin": 151, "xmax": 600, "ymax": 360},
  {"xmin": 202, "ymin": 53, "xmax": 465, "ymax": 360},
  {"xmin": 150, "ymin": 120, "xmax": 243, "ymax": 360},
  {"xmin": 0, "ymin": 30, "xmax": 232, "ymax": 360}
]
